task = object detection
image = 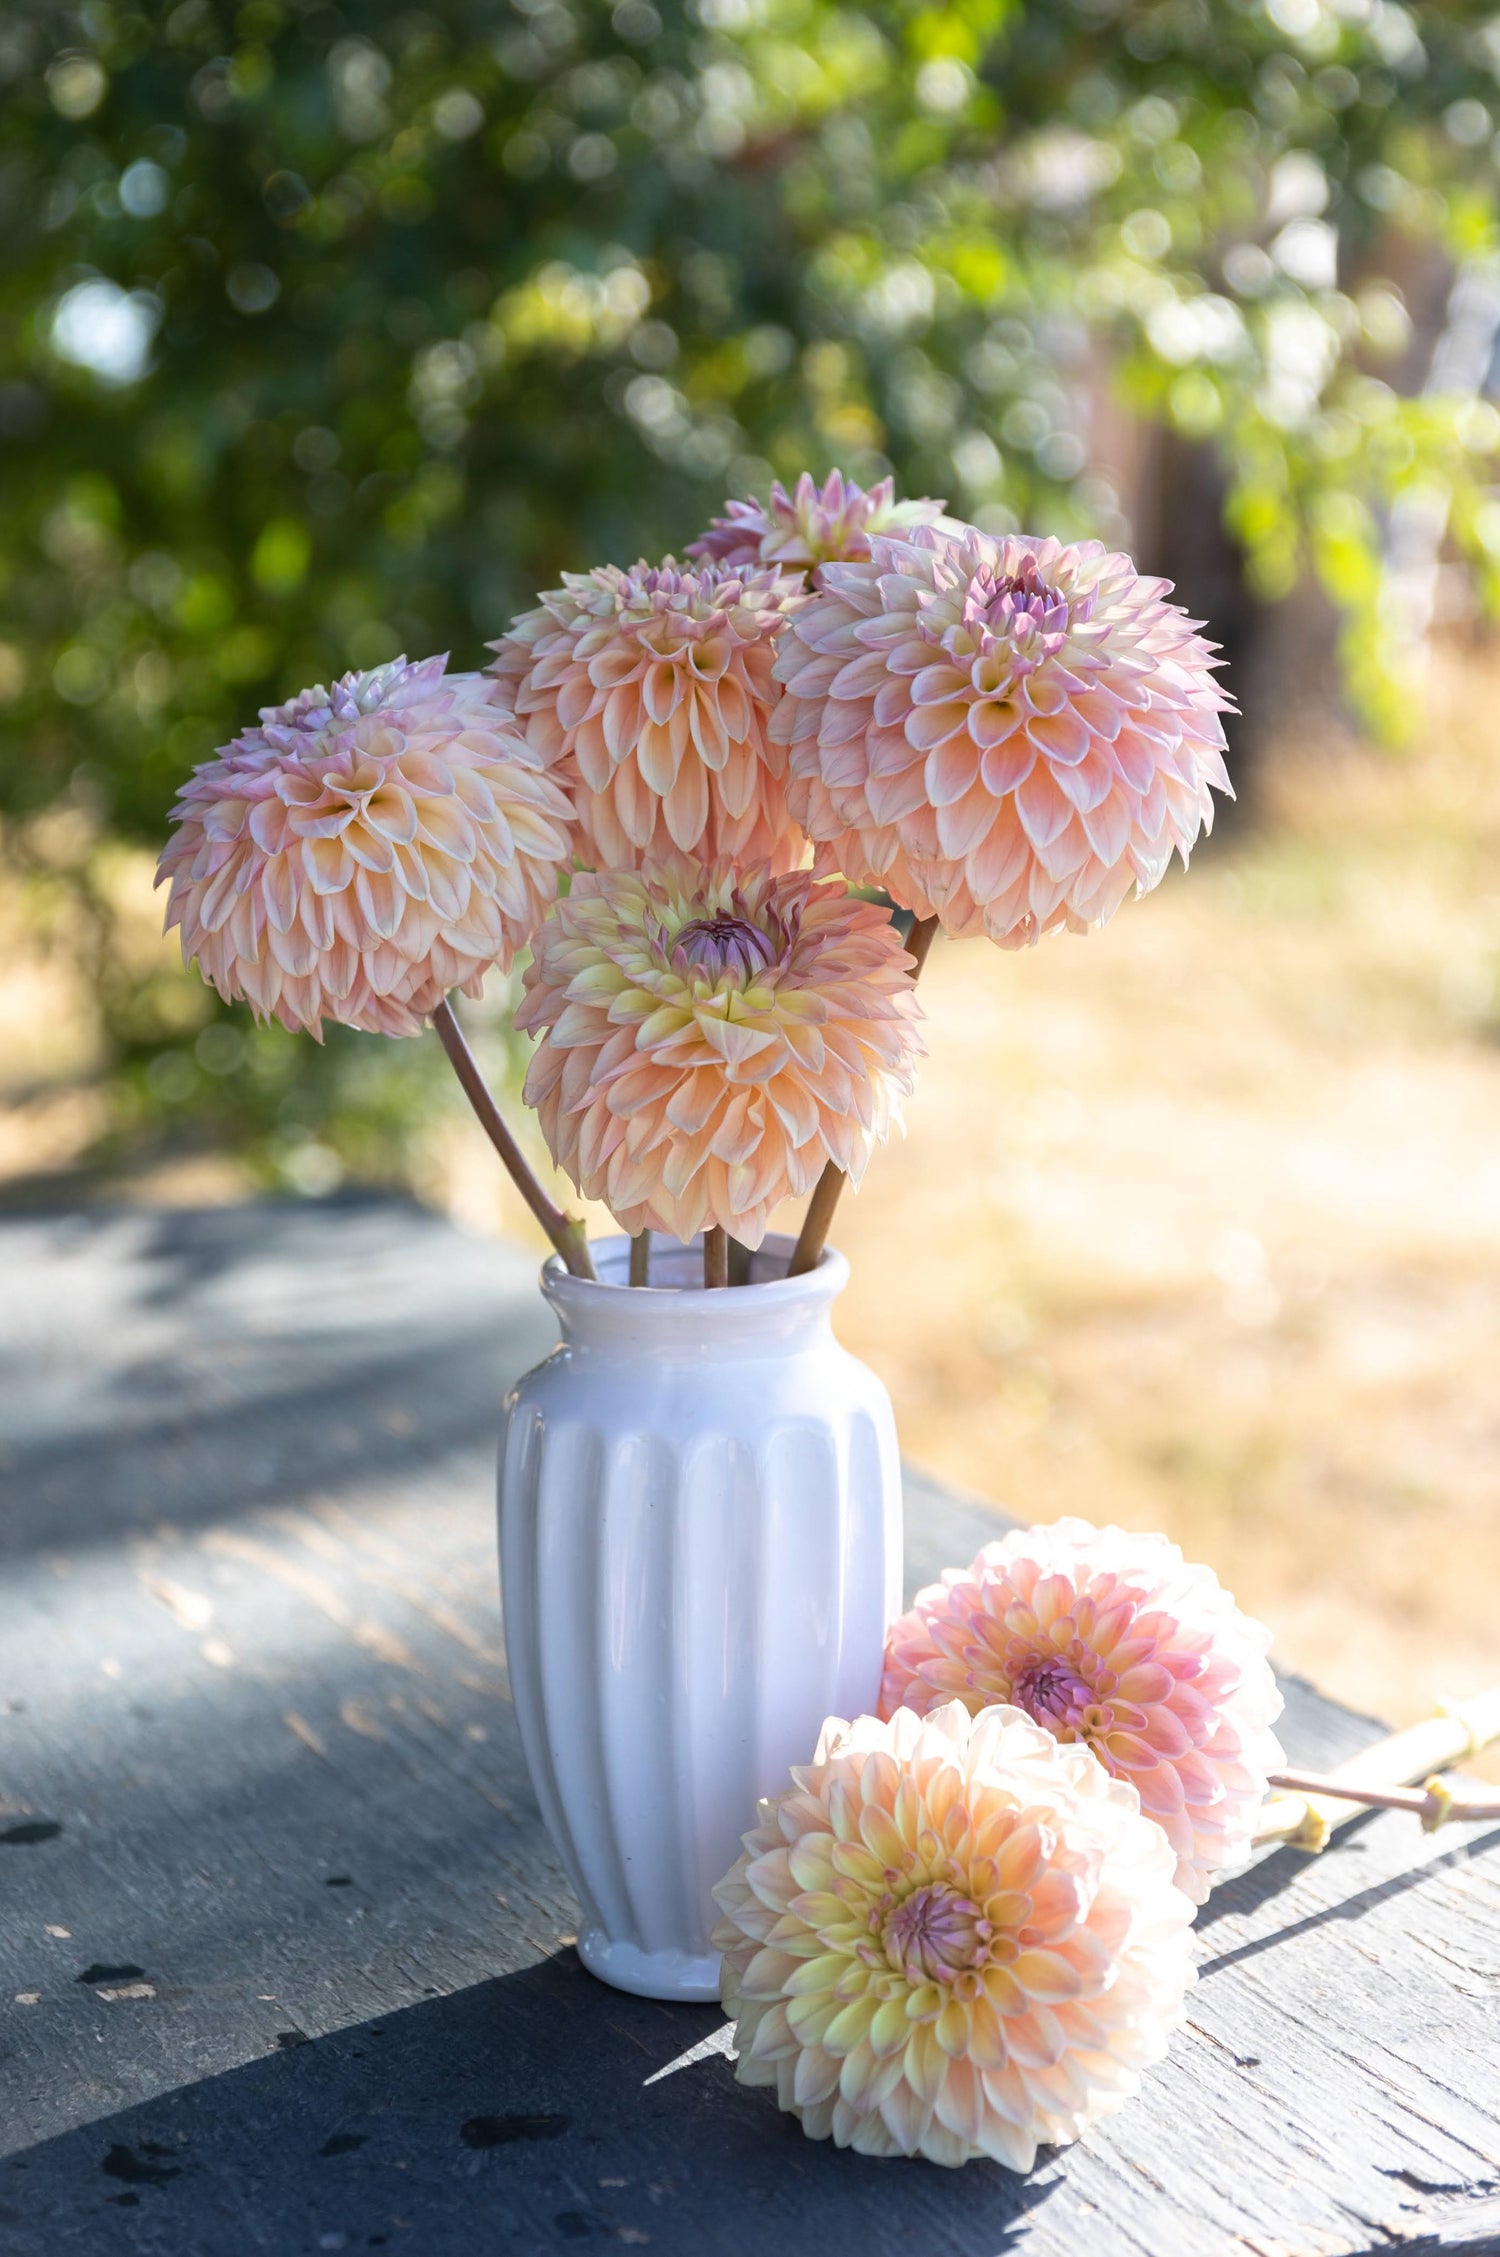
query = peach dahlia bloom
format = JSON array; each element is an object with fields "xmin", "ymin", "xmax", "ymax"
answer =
[
  {"xmin": 157, "ymin": 657, "xmax": 576, "ymax": 1038},
  {"xmin": 487, "ymin": 559, "xmax": 801, "ymax": 872},
  {"xmin": 772, "ymin": 526, "xmax": 1233, "ymax": 947},
  {"xmin": 515, "ymin": 860, "xmax": 923, "ymax": 1247},
  {"xmin": 712, "ymin": 1701, "xmax": 1194, "ymax": 2170},
  {"xmin": 688, "ymin": 469, "xmax": 950, "ymax": 576},
  {"xmin": 881, "ymin": 1520, "xmax": 1284, "ymax": 1903}
]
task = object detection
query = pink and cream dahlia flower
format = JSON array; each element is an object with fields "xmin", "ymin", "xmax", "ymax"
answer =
[
  {"xmin": 711, "ymin": 1700, "xmax": 1195, "ymax": 2169},
  {"xmin": 880, "ymin": 1520, "xmax": 1284, "ymax": 1902},
  {"xmin": 688, "ymin": 469, "xmax": 950, "ymax": 576},
  {"xmin": 157, "ymin": 656, "xmax": 575, "ymax": 1038},
  {"xmin": 515, "ymin": 859, "xmax": 923, "ymax": 1247},
  {"xmin": 772, "ymin": 526, "xmax": 1233, "ymax": 947},
  {"xmin": 487, "ymin": 559, "xmax": 801, "ymax": 872}
]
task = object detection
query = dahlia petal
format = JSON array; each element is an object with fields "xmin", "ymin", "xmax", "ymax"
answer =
[
  {"xmin": 689, "ymin": 688, "xmax": 730, "ymax": 771},
  {"xmin": 635, "ymin": 717, "xmax": 679, "ymax": 798},
  {"xmin": 879, "ymin": 2079, "xmax": 932, "ymax": 2155},
  {"xmin": 662, "ymin": 757, "xmax": 710, "ymax": 852},
  {"xmin": 197, "ymin": 853, "xmax": 247, "ymax": 934},
  {"xmin": 866, "ymin": 762, "xmax": 938, "ymax": 826},
  {"xmin": 641, "ymin": 660, "xmax": 680, "ymax": 727},
  {"xmin": 924, "ymin": 738, "xmax": 981, "ymax": 809},
  {"xmin": 1015, "ymin": 766, "xmax": 1073, "ymax": 850},
  {"xmin": 968, "ymin": 698, "xmax": 1025, "ymax": 751},
  {"xmin": 366, "ymin": 784, "xmax": 420, "ymax": 844},
  {"xmin": 1026, "ymin": 706, "xmax": 1092, "ymax": 765},
  {"xmin": 261, "ymin": 853, "xmax": 299, "ymax": 935},
  {"xmin": 603, "ymin": 681, "xmax": 642, "ymax": 762},
  {"xmin": 905, "ymin": 700, "xmax": 970, "ymax": 753},
  {"xmin": 612, "ymin": 759, "xmax": 658, "ymax": 849},
  {"xmin": 829, "ymin": 651, "xmax": 892, "ymax": 700},
  {"xmin": 1050, "ymin": 744, "xmax": 1117, "ymax": 815},
  {"xmin": 935, "ymin": 784, "xmax": 1000, "ymax": 861},
  {"xmin": 910, "ymin": 663, "xmax": 970, "ymax": 706},
  {"xmin": 574, "ymin": 714, "xmax": 614, "ymax": 792},
  {"xmin": 934, "ymin": 2057, "xmax": 987, "ymax": 2145},
  {"xmin": 1080, "ymin": 790, "xmax": 1133, "ymax": 865},
  {"xmin": 979, "ymin": 736, "xmax": 1036, "ymax": 798}
]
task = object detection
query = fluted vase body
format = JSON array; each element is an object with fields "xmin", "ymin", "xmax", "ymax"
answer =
[{"xmin": 498, "ymin": 1232, "xmax": 902, "ymax": 2002}]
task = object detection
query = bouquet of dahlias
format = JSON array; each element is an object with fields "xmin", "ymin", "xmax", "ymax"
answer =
[
  {"xmin": 158, "ymin": 474, "xmax": 1500, "ymax": 2176},
  {"xmin": 158, "ymin": 471, "xmax": 1232, "ymax": 1287}
]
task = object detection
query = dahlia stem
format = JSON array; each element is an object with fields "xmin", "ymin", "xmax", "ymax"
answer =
[
  {"xmin": 786, "ymin": 1163, "xmax": 845, "ymax": 1281},
  {"xmin": 431, "ymin": 999, "xmax": 596, "ymax": 1281},
  {"xmin": 703, "ymin": 1226, "xmax": 729, "ymax": 1289},
  {"xmin": 787, "ymin": 913, "xmax": 941, "ymax": 1279},
  {"xmin": 630, "ymin": 1232, "xmax": 650, "ymax": 1288},
  {"xmin": 1251, "ymin": 1688, "xmax": 1500, "ymax": 1854},
  {"xmin": 1265, "ymin": 1770, "xmax": 1500, "ymax": 1827},
  {"xmin": 903, "ymin": 913, "xmax": 943, "ymax": 981},
  {"xmin": 727, "ymin": 1234, "xmax": 752, "ymax": 1287}
]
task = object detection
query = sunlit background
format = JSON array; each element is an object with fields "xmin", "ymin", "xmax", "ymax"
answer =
[{"xmin": 4, "ymin": 0, "xmax": 1500, "ymax": 1730}]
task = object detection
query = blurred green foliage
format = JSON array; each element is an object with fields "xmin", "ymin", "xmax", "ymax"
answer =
[{"xmin": 4, "ymin": 0, "xmax": 1500, "ymax": 1182}]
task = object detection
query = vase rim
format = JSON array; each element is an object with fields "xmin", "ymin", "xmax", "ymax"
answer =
[
  {"xmin": 539, "ymin": 1231, "xmax": 849, "ymax": 1345},
  {"xmin": 539, "ymin": 1236, "xmax": 843, "ymax": 1309}
]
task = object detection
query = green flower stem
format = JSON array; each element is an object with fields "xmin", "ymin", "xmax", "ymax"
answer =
[
  {"xmin": 432, "ymin": 998, "xmax": 596, "ymax": 1281},
  {"xmin": 703, "ymin": 1226, "xmax": 729, "ymax": 1289}
]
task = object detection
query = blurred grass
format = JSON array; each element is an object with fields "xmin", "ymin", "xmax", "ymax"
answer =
[{"xmin": 4, "ymin": 635, "xmax": 1499, "ymax": 1732}]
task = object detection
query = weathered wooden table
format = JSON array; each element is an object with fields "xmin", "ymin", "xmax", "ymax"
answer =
[{"xmin": 3, "ymin": 1198, "xmax": 1498, "ymax": 2257}]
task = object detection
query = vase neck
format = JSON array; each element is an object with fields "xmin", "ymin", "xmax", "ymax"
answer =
[{"xmin": 540, "ymin": 1234, "xmax": 847, "ymax": 1360}]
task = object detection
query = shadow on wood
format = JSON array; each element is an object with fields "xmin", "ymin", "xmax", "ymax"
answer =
[
  {"xmin": 0, "ymin": 1953, "xmax": 1058, "ymax": 2257},
  {"xmin": 1195, "ymin": 1825, "xmax": 1500, "ymax": 1980},
  {"xmin": 0, "ymin": 1197, "xmax": 557, "ymax": 1558}
]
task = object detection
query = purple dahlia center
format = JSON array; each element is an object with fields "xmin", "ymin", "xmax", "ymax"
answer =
[
  {"xmin": 957, "ymin": 560, "xmax": 1080, "ymax": 662},
  {"xmin": 1011, "ymin": 1656, "xmax": 1098, "ymax": 1735},
  {"xmin": 671, "ymin": 913, "xmax": 778, "ymax": 982},
  {"xmin": 883, "ymin": 1883, "xmax": 988, "ymax": 1984}
]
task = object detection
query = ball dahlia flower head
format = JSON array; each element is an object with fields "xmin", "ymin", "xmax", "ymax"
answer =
[
  {"xmin": 881, "ymin": 1518, "xmax": 1284, "ymax": 1902},
  {"xmin": 772, "ymin": 523, "xmax": 1234, "ymax": 948},
  {"xmin": 688, "ymin": 468, "xmax": 953, "ymax": 577},
  {"xmin": 712, "ymin": 1699, "xmax": 1195, "ymax": 2170},
  {"xmin": 157, "ymin": 655, "xmax": 575, "ymax": 1038},
  {"xmin": 515, "ymin": 857, "xmax": 924, "ymax": 1249},
  {"xmin": 487, "ymin": 556, "xmax": 802, "ymax": 876}
]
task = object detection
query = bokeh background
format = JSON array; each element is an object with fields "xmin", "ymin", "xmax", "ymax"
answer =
[{"xmin": 4, "ymin": 0, "xmax": 1500, "ymax": 1726}]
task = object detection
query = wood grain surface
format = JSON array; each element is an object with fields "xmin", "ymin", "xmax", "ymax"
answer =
[{"xmin": 2, "ymin": 1200, "xmax": 1498, "ymax": 2257}]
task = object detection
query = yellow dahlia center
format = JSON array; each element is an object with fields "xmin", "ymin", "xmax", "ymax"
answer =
[{"xmin": 879, "ymin": 1881, "xmax": 990, "ymax": 1985}]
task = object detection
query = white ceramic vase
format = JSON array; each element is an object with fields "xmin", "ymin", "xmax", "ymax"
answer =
[{"xmin": 497, "ymin": 1231, "xmax": 901, "ymax": 2002}]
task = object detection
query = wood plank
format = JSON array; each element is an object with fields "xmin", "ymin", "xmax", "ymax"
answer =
[{"xmin": 2, "ymin": 1201, "xmax": 1498, "ymax": 2256}]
